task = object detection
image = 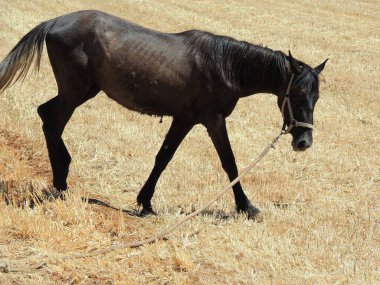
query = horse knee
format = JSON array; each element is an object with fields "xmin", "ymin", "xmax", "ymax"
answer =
[{"xmin": 155, "ymin": 146, "xmax": 174, "ymax": 165}]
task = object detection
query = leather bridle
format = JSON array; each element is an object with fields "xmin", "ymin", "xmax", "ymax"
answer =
[{"xmin": 281, "ymin": 73, "xmax": 314, "ymax": 134}]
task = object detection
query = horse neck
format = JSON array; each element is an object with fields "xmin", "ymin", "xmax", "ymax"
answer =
[
  {"xmin": 237, "ymin": 47, "xmax": 291, "ymax": 97},
  {"xmin": 184, "ymin": 31, "xmax": 291, "ymax": 97}
]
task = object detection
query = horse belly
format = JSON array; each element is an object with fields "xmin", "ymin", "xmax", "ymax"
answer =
[
  {"xmin": 98, "ymin": 63, "xmax": 193, "ymax": 116},
  {"xmin": 95, "ymin": 41, "xmax": 196, "ymax": 116}
]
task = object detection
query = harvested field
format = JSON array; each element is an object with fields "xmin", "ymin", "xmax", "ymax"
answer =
[{"xmin": 0, "ymin": 0, "xmax": 379, "ymax": 284}]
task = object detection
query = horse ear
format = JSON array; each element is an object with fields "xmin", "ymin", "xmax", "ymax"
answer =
[
  {"xmin": 288, "ymin": 51, "xmax": 302, "ymax": 74},
  {"xmin": 314, "ymin": 58, "xmax": 329, "ymax": 74}
]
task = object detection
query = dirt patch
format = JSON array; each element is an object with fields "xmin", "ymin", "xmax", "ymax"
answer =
[
  {"xmin": 0, "ymin": 129, "xmax": 50, "ymax": 180},
  {"xmin": 0, "ymin": 129, "xmax": 83, "ymax": 205}
]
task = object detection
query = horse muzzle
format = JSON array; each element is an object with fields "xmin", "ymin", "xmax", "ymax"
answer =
[{"xmin": 292, "ymin": 133, "xmax": 313, "ymax": 151}]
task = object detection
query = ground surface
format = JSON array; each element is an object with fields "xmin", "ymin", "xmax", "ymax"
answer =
[{"xmin": 0, "ymin": 0, "xmax": 379, "ymax": 284}]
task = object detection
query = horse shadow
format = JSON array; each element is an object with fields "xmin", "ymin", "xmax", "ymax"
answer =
[
  {"xmin": 85, "ymin": 198, "xmax": 234, "ymax": 220},
  {"xmin": 0, "ymin": 180, "xmax": 245, "ymax": 220},
  {"xmin": 0, "ymin": 181, "xmax": 143, "ymax": 216}
]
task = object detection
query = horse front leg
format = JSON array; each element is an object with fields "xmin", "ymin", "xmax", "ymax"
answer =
[
  {"xmin": 137, "ymin": 118, "xmax": 194, "ymax": 215},
  {"xmin": 203, "ymin": 114, "xmax": 261, "ymax": 220}
]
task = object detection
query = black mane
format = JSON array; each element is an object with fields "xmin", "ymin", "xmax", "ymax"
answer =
[{"xmin": 182, "ymin": 30, "xmax": 289, "ymax": 93}]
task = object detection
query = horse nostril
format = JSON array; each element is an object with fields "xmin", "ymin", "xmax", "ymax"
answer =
[{"xmin": 297, "ymin": 140, "xmax": 308, "ymax": 149}]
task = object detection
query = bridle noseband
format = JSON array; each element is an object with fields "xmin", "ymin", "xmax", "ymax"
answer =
[{"xmin": 281, "ymin": 73, "xmax": 314, "ymax": 134}]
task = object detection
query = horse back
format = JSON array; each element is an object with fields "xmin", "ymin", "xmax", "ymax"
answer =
[{"xmin": 46, "ymin": 10, "xmax": 234, "ymax": 120}]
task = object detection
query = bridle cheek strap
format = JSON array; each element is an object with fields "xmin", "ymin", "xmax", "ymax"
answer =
[{"xmin": 281, "ymin": 73, "xmax": 314, "ymax": 134}]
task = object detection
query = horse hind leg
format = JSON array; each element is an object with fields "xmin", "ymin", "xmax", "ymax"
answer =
[
  {"xmin": 37, "ymin": 95, "xmax": 76, "ymax": 190},
  {"xmin": 39, "ymin": 34, "xmax": 100, "ymax": 191},
  {"xmin": 37, "ymin": 85, "xmax": 99, "ymax": 191}
]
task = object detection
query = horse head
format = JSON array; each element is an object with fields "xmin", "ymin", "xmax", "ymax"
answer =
[{"xmin": 278, "ymin": 51, "xmax": 328, "ymax": 151}]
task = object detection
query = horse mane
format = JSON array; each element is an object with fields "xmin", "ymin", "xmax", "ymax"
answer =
[{"xmin": 182, "ymin": 30, "xmax": 289, "ymax": 92}]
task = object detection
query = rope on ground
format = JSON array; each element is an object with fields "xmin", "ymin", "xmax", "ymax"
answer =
[{"xmin": 0, "ymin": 131, "xmax": 284, "ymax": 272}]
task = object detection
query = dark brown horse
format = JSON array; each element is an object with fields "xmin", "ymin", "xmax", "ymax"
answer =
[{"xmin": 0, "ymin": 10, "xmax": 327, "ymax": 218}]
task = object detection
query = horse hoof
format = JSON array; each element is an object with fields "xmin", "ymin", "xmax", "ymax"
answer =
[
  {"xmin": 43, "ymin": 187, "xmax": 66, "ymax": 200},
  {"xmin": 238, "ymin": 204, "xmax": 263, "ymax": 222},
  {"xmin": 53, "ymin": 180, "xmax": 68, "ymax": 191},
  {"xmin": 247, "ymin": 209, "xmax": 263, "ymax": 222},
  {"xmin": 139, "ymin": 208, "xmax": 157, "ymax": 217}
]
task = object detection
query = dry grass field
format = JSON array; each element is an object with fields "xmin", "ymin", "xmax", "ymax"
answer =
[{"xmin": 0, "ymin": 0, "xmax": 379, "ymax": 284}]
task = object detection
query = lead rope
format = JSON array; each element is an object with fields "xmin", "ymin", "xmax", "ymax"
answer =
[
  {"xmin": 59, "ymin": 129, "xmax": 285, "ymax": 260},
  {"xmin": 0, "ymin": 130, "xmax": 285, "ymax": 272}
]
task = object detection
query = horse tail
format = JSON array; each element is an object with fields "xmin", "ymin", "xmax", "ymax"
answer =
[{"xmin": 0, "ymin": 19, "xmax": 56, "ymax": 92}]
